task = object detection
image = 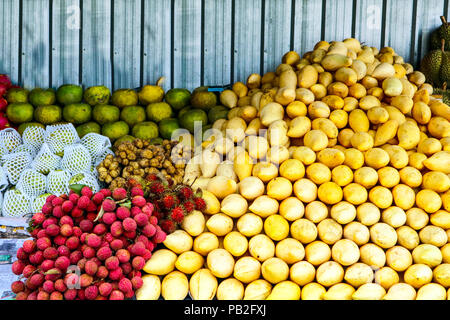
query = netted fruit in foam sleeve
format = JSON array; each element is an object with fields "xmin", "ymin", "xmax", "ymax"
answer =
[
  {"xmin": 80, "ymin": 133, "xmax": 111, "ymax": 159},
  {"xmin": 0, "ymin": 128, "xmax": 22, "ymax": 154},
  {"xmin": 21, "ymin": 126, "xmax": 45, "ymax": 151},
  {"xmin": 2, "ymin": 189, "xmax": 31, "ymax": 217},
  {"xmin": 46, "ymin": 170, "xmax": 71, "ymax": 196},
  {"xmin": 60, "ymin": 144, "xmax": 91, "ymax": 174},
  {"xmin": 16, "ymin": 168, "xmax": 47, "ymax": 197},
  {"xmin": 31, "ymin": 143, "xmax": 61, "ymax": 175},
  {"xmin": 2, "ymin": 151, "xmax": 32, "ymax": 185},
  {"xmin": 0, "ymin": 166, "xmax": 9, "ymax": 191},
  {"xmin": 69, "ymin": 172, "xmax": 100, "ymax": 193},
  {"xmin": 12, "ymin": 144, "xmax": 37, "ymax": 158},
  {"xmin": 44, "ymin": 123, "xmax": 79, "ymax": 156}
]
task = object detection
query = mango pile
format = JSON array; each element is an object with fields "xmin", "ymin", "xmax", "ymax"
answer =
[{"xmin": 137, "ymin": 38, "xmax": 450, "ymax": 300}]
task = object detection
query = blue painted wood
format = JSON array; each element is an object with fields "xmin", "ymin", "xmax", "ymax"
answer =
[
  {"xmin": 324, "ymin": 0, "xmax": 354, "ymax": 42},
  {"xmin": 21, "ymin": 0, "xmax": 51, "ymax": 88},
  {"xmin": 203, "ymin": 0, "xmax": 232, "ymax": 87},
  {"xmin": 263, "ymin": 0, "xmax": 292, "ymax": 74},
  {"xmin": 293, "ymin": 0, "xmax": 323, "ymax": 55},
  {"xmin": 233, "ymin": 0, "xmax": 262, "ymax": 83},
  {"xmin": 0, "ymin": 0, "xmax": 447, "ymax": 89},
  {"xmin": 142, "ymin": 0, "xmax": 172, "ymax": 91},
  {"xmin": 52, "ymin": 0, "xmax": 81, "ymax": 87},
  {"xmin": 383, "ymin": 0, "xmax": 415, "ymax": 63},
  {"xmin": 81, "ymin": 0, "xmax": 112, "ymax": 89},
  {"xmin": 173, "ymin": 0, "xmax": 202, "ymax": 91},
  {"xmin": 354, "ymin": 0, "xmax": 384, "ymax": 49},
  {"xmin": 0, "ymin": 0, "xmax": 20, "ymax": 84},
  {"xmin": 113, "ymin": 0, "xmax": 141, "ymax": 90}
]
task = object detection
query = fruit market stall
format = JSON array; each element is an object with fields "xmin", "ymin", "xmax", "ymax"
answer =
[{"xmin": 0, "ymin": 0, "xmax": 449, "ymax": 301}]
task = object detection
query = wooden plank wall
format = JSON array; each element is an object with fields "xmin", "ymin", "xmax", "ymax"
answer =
[{"xmin": 0, "ymin": 0, "xmax": 448, "ymax": 91}]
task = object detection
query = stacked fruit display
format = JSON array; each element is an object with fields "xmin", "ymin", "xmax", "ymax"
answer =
[
  {"xmin": 4, "ymin": 82, "xmax": 229, "ymax": 143},
  {"xmin": 0, "ymin": 74, "xmax": 13, "ymax": 129},
  {"xmin": 10, "ymin": 185, "xmax": 167, "ymax": 300},
  {"xmin": 0, "ymin": 124, "xmax": 112, "ymax": 217},
  {"xmin": 136, "ymin": 38, "xmax": 450, "ymax": 300}
]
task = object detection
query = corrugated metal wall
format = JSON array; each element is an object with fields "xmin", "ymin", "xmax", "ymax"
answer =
[{"xmin": 0, "ymin": 0, "xmax": 449, "ymax": 91}]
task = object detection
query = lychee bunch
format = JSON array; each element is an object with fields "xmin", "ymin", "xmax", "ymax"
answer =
[
  {"xmin": 12, "ymin": 185, "xmax": 165, "ymax": 300},
  {"xmin": 144, "ymin": 175, "xmax": 205, "ymax": 233}
]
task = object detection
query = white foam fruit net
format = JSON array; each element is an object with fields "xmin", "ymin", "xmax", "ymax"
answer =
[
  {"xmin": 46, "ymin": 170, "xmax": 71, "ymax": 196},
  {"xmin": 0, "ymin": 128, "xmax": 22, "ymax": 154},
  {"xmin": 0, "ymin": 166, "xmax": 9, "ymax": 191},
  {"xmin": 30, "ymin": 193, "xmax": 51, "ymax": 213},
  {"xmin": 81, "ymin": 133, "xmax": 112, "ymax": 159},
  {"xmin": 32, "ymin": 143, "xmax": 61, "ymax": 175},
  {"xmin": 60, "ymin": 144, "xmax": 92, "ymax": 174},
  {"xmin": 13, "ymin": 144, "xmax": 37, "ymax": 158},
  {"xmin": 0, "ymin": 192, "xmax": 3, "ymax": 216},
  {"xmin": 16, "ymin": 169, "xmax": 47, "ymax": 198},
  {"xmin": 2, "ymin": 189, "xmax": 31, "ymax": 217},
  {"xmin": 22, "ymin": 126, "xmax": 45, "ymax": 151},
  {"xmin": 45, "ymin": 124, "xmax": 79, "ymax": 156},
  {"xmin": 2, "ymin": 152, "xmax": 32, "ymax": 185},
  {"xmin": 69, "ymin": 172, "xmax": 100, "ymax": 193}
]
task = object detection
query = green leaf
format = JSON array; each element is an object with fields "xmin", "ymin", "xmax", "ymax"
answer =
[{"xmin": 69, "ymin": 184, "xmax": 89, "ymax": 195}]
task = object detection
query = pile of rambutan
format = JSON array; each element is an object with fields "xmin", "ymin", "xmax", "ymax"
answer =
[
  {"xmin": 141, "ymin": 174, "xmax": 206, "ymax": 234},
  {"xmin": 0, "ymin": 74, "xmax": 13, "ymax": 129},
  {"xmin": 11, "ymin": 185, "xmax": 166, "ymax": 300}
]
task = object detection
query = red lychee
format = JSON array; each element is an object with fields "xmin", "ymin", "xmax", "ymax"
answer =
[
  {"xmin": 32, "ymin": 212, "xmax": 45, "ymax": 225},
  {"xmin": 52, "ymin": 205, "xmax": 64, "ymax": 218},
  {"xmin": 99, "ymin": 189, "xmax": 112, "ymax": 198},
  {"xmin": 109, "ymin": 290, "xmax": 124, "ymax": 300},
  {"xmin": 112, "ymin": 188, "xmax": 127, "ymax": 201},
  {"xmin": 54, "ymin": 279, "xmax": 67, "ymax": 292},
  {"xmin": 53, "ymin": 235, "xmax": 67, "ymax": 246},
  {"xmin": 51, "ymin": 197, "xmax": 63, "ymax": 207},
  {"xmin": 79, "ymin": 219, "xmax": 94, "ymax": 232},
  {"xmin": 86, "ymin": 233, "xmax": 101, "ymax": 248},
  {"xmin": 153, "ymin": 227, "xmax": 167, "ymax": 243},
  {"xmin": 50, "ymin": 291, "xmax": 63, "ymax": 300},
  {"xmin": 79, "ymin": 274, "xmax": 93, "ymax": 287},
  {"xmin": 82, "ymin": 246, "xmax": 95, "ymax": 259},
  {"xmin": 43, "ymin": 247, "xmax": 58, "ymax": 259},
  {"xmin": 116, "ymin": 249, "xmax": 130, "ymax": 263},
  {"xmin": 69, "ymin": 193, "xmax": 80, "ymax": 204},
  {"xmin": 131, "ymin": 276, "xmax": 143, "ymax": 290},
  {"xmin": 11, "ymin": 281, "xmax": 25, "ymax": 294},
  {"xmin": 71, "ymin": 207, "xmax": 84, "ymax": 218},
  {"xmin": 116, "ymin": 207, "xmax": 130, "ymax": 220},
  {"xmin": 122, "ymin": 217, "xmax": 137, "ymax": 232},
  {"xmin": 105, "ymin": 256, "xmax": 119, "ymax": 270},
  {"xmin": 64, "ymin": 289, "xmax": 77, "ymax": 300},
  {"xmin": 66, "ymin": 236, "xmax": 80, "ymax": 250},
  {"xmin": 131, "ymin": 196, "xmax": 146, "ymax": 208},
  {"xmin": 69, "ymin": 250, "xmax": 83, "ymax": 264},
  {"xmin": 84, "ymin": 260, "xmax": 98, "ymax": 276},
  {"xmin": 37, "ymin": 291, "xmax": 50, "ymax": 300},
  {"xmin": 16, "ymin": 247, "xmax": 28, "ymax": 260},
  {"xmin": 98, "ymin": 282, "xmax": 112, "ymax": 297},
  {"xmin": 81, "ymin": 186, "xmax": 93, "ymax": 198},
  {"xmin": 96, "ymin": 266, "xmax": 109, "ymax": 279},
  {"xmin": 118, "ymin": 278, "xmax": 133, "ymax": 294},
  {"xmin": 40, "ymin": 259, "xmax": 55, "ymax": 272},
  {"xmin": 92, "ymin": 192, "xmax": 105, "ymax": 205},
  {"xmin": 132, "ymin": 256, "xmax": 145, "ymax": 270},
  {"xmin": 55, "ymin": 256, "xmax": 70, "ymax": 271},
  {"xmin": 60, "ymin": 224, "xmax": 73, "ymax": 237},
  {"xmin": 22, "ymin": 240, "xmax": 36, "ymax": 253},
  {"xmin": 108, "ymin": 268, "xmax": 123, "ymax": 281},
  {"xmin": 96, "ymin": 246, "xmax": 112, "ymax": 261},
  {"xmin": 59, "ymin": 215, "xmax": 74, "ymax": 226},
  {"xmin": 61, "ymin": 200, "xmax": 74, "ymax": 213},
  {"xmin": 102, "ymin": 199, "xmax": 116, "ymax": 212},
  {"xmin": 22, "ymin": 264, "xmax": 36, "ymax": 278},
  {"xmin": 130, "ymin": 242, "xmax": 146, "ymax": 256},
  {"xmin": 42, "ymin": 280, "xmax": 55, "ymax": 293},
  {"xmin": 110, "ymin": 221, "xmax": 123, "ymax": 237},
  {"xmin": 77, "ymin": 195, "xmax": 91, "ymax": 209},
  {"xmin": 45, "ymin": 224, "xmax": 60, "ymax": 237},
  {"xmin": 131, "ymin": 186, "xmax": 144, "ymax": 197},
  {"xmin": 101, "ymin": 212, "xmax": 116, "ymax": 225},
  {"xmin": 11, "ymin": 260, "xmax": 25, "ymax": 275},
  {"xmin": 134, "ymin": 213, "xmax": 149, "ymax": 227},
  {"xmin": 57, "ymin": 245, "xmax": 70, "ymax": 257},
  {"xmin": 93, "ymin": 223, "xmax": 107, "ymax": 235},
  {"xmin": 110, "ymin": 239, "xmax": 123, "ymax": 251}
]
